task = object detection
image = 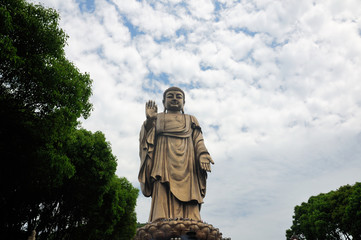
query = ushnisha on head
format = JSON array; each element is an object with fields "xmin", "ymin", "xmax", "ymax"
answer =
[{"xmin": 162, "ymin": 86, "xmax": 185, "ymax": 113}]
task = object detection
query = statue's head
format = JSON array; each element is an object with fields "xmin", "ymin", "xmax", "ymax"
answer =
[{"xmin": 162, "ymin": 86, "xmax": 185, "ymax": 113}]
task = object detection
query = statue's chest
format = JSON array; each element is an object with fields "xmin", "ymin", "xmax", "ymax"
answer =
[{"xmin": 156, "ymin": 114, "xmax": 190, "ymax": 134}]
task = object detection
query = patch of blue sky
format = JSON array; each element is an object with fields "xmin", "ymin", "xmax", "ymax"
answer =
[
  {"xmin": 232, "ymin": 27, "xmax": 258, "ymax": 37},
  {"xmin": 251, "ymin": 81, "xmax": 262, "ymax": 89},
  {"xmin": 144, "ymin": 0, "xmax": 187, "ymax": 17},
  {"xmin": 270, "ymin": 39, "xmax": 289, "ymax": 48},
  {"xmin": 176, "ymin": 28, "xmax": 188, "ymax": 39},
  {"xmin": 213, "ymin": 0, "xmax": 226, "ymax": 22},
  {"xmin": 153, "ymin": 36, "xmax": 171, "ymax": 44},
  {"xmin": 241, "ymin": 125, "xmax": 249, "ymax": 132},
  {"xmin": 96, "ymin": 46, "xmax": 104, "ymax": 57},
  {"xmin": 183, "ymin": 80, "xmax": 204, "ymax": 91},
  {"xmin": 210, "ymin": 124, "xmax": 220, "ymax": 131},
  {"xmin": 199, "ymin": 60, "xmax": 214, "ymax": 71},
  {"xmin": 174, "ymin": 1, "xmax": 191, "ymax": 16},
  {"xmin": 141, "ymin": 85, "xmax": 162, "ymax": 98},
  {"xmin": 214, "ymin": 0, "xmax": 226, "ymax": 12},
  {"xmin": 149, "ymin": 72, "xmax": 171, "ymax": 85},
  {"xmin": 200, "ymin": 64, "xmax": 214, "ymax": 71},
  {"xmin": 141, "ymin": 76, "xmax": 203, "ymax": 100},
  {"xmin": 234, "ymin": 49, "xmax": 258, "ymax": 66},
  {"xmin": 147, "ymin": 0, "xmax": 156, "ymax": 9},
  {"xmin": 121, "ymin": 16, "xmax": 144, "ymax": 39},
  {"xmin": 144, "ymin": 72, "xmax": 202, "ymax": 95},
  {"xmin": 105, "ymin": 0, "xmax": 144, "ymax": 39},
  {"xmin": 232, "ymin": 28, "xmax": 289, "ymax": 49},
  {"xmin": 142, "ymin": 72, "xmax": 171, "ymax": 94},
  {"xmin": 76, "ymin": 0, "xmax": 95, "ymax": 13}
]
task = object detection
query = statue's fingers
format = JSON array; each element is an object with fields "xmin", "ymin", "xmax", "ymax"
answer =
[
  {"xmin": 205, "ymin": 156, "xmax": 214, "ymax": 164},
  {"xmin": 147, "ymin": 100, "xmax": 152, "ymax": 108},
  {"xmin": 204, "ymin": 163, "xmax": 210, "ymax": 172},
  {"xmin": 202, "ymin": 163, "xmax": 206, "ymax": 170}
]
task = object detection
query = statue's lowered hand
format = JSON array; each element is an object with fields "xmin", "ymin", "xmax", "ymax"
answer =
[{"xmin": 200, "ymin": 154, "xmax": 214, "ymax": 172}]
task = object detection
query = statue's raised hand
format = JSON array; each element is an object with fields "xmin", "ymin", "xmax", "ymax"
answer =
[
  {"xmin": 200, "ymin": 154, "xmax": 214, "ymax": 172},
  {"xmin": 146, "ymin": 100, "xmax": 158, "ymax": 120}
]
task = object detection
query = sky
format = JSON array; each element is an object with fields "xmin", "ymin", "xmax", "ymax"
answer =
[{"xmin": 31, "ymin": 0, "xmax": 361, "ymax": 239}]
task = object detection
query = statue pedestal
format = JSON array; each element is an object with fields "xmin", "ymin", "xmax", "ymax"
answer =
[{"xmin": 134, "ymin": 218, "xmax": 227, "ymax": 240}]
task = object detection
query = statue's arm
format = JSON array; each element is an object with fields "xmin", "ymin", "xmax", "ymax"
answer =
[
  {"xmin": 138, "ymin": 121, "xmax": 156, "ymax": 197},
  {"xmin": 138, "ymin": 100, "xmax": 158, "ymax": 197},
  {"xmin": 191, "ymin": 116, "xmax": 214, "ymax": 172}
]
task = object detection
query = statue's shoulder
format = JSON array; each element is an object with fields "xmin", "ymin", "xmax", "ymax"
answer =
[
  {"xmin": 186, "ymin": 114, "xmax": 200, "ymax": 126},
  {"xmin": 155, "ymin": 112, "xmax": 166, "ymax": 119},
  {"xmin": 185, "ymin": 114, "xmax": 195, "ymax": 119}
]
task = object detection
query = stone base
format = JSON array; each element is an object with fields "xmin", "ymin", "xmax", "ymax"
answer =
[{"xmin": 134, "ymin": 218, "xmax": 227, "ymax": 240}]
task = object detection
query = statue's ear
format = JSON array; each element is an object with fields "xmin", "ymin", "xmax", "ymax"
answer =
[{"xmin": 162, "ymin": 99, "xmax": 166, "ymax": 112}]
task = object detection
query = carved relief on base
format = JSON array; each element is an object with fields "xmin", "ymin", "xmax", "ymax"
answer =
[{"xmin": 134, "ymin": 218, "xmax": 224, "ymax": 240}]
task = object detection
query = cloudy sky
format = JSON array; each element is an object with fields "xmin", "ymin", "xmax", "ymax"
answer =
[{"xmin": 32, "ymin": 0, "xmax": 361, "ymax": 239}]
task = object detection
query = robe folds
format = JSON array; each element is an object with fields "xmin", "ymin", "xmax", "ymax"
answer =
[{"xmin": 138, "ymin": 113, "xmax": 209, "ymax": 222}]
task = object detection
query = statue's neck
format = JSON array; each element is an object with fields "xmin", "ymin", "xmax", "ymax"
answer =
[{"xmin": 166, "ymin": 110, "xmax": 182, "ymax": 114}]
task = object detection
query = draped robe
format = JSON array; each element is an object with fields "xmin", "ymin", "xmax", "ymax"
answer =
[{"xmin": 138, "ymin": 113, "xmax": 209, "ymax": 222}]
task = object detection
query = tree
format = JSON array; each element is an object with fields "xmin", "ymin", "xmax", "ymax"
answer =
[
  {"xmin": 0, "ymin": 0, "xmax": 138, "ymax": 239},
  {"xmin": 344, "ymin": 183, "xmax": 361, "ymax": 238},
  {"xmin": 36, "ymin": 129, "xmax": 138, "ymax": 240},
  {"xmin": 286, "ymin": 183, "xmax": 361, "ymax": 240},
  {"xmin": 1, "ymin": 0, "xmax": 91, "ymax": 236},
  {"xmin": 95, "ymin": 176, "xmax": 139, "ymax": 240}
]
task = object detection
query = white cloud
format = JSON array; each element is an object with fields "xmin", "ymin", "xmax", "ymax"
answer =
[
  {"xmin": 148, "ymin": 47, "xmax": 200, "ymax": 83},
  {"xmin": 112, "ymin": 0, "xmax": 183, "ymax": 39},
  {"xmin": 186, "ymin": 0, "xmax": 214, "ymax": 20}
]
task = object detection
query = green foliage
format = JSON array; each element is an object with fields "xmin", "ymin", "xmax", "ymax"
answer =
[
  {"xmin": 137, "ymin": 222, "xmax": 147, "ymax": 228},
  {"xmin": 286, "ymin": 183, "xmax": 361, "ymax": 240},
  {"xmin": 344, "ymin": 183, "xmax": 361, "ymax": 238},
  {"xmin": 0, "ymin": 0, "xmax": 138, "ymax": 239},
  {"xmin": 36, "ymin": 130, "xmax": 138, "ymax": 240},
  {"xmin": 94, "ymin": 176, "xmax": 139, "ymax": 240}
]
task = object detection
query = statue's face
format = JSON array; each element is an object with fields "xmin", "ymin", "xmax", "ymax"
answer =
[{"xmin": 163, "ymin": 90, "xmax": 184, "ymax": 112}]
